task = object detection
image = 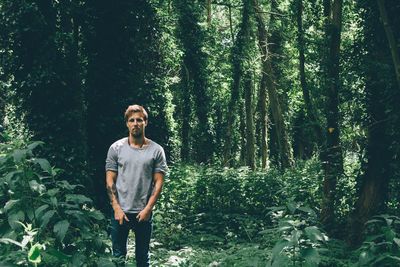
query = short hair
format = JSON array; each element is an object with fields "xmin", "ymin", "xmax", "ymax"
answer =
[{"xmin": 124, "ymin": 104, "xmax": 148, "ymax": 122}]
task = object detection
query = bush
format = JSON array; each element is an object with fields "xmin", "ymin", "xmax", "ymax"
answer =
[{"xmin": 0, "ymin": 140, "xmax": 112, "ymax": 266}]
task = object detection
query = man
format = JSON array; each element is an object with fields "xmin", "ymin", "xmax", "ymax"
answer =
[{"xmin": 105, "ymin": 104, "xmax": 167, "ymax": 266}]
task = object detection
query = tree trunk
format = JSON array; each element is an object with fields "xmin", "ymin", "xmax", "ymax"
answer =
[
  {"xmin": 253, "ymin": 0, "xmax": 293, "ymax": 168},
  {"xmin": 295, "ymin": 0, "xmax": 323, "ymax": 144},
  {"xmin": 224, "ymin": 0, "xmax": 251, "ymax": 165},
  {"xmin": 177, "ymin": 0, "xmax": 213, "ymax": 163},
  {"xmin": 207, "ymin": 0, "xmax": 212, "ymax": 25},
  {"xmin": 377, "ymin": 0, "xmax": 400, "ymax": 90},
  {"xmin": 244, "ymin": 73, "xmax": 256, "ymax": 170},
  {"xmin": 320, "ymin": 0, "xmax": 344, "ymax": 231},
  {"xmin": 348, "ymin": 0, "xmax": 396, "ymax": 246},
  {"xmin": 181, "ymin": 64, "xmax": 191, "ymax": 161}
]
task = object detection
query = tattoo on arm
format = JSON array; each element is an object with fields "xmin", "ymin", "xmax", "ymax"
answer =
[{"xmin": 107, "ymin": 183, "xmax": 119, "ymax": 205}]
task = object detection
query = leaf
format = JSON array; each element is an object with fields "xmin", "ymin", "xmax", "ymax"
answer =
[
  {"xmin": 33, "ymin": 158, "xmax": 52, "ymax": 173},
  {"xmin": 297, "ymin": 206, "xmax": 316, "ymax": 216},
  {"xmin": 384, "ymin": 228, "xmax": 396, "ymax": 241},
  {"xmin": 394, "ymin": 237, "xmax": 400, "ymax": 247},
  {"xmin": 57, "ymin": 180, "xmax": 78, "ymax": 190},
  {"xmin": 35, "ymin": 204, "xmax": 49, "ymax": 218},
  {"xmin": 4, "ymin": 199, "xmax": 19, "ymax": 212},
  {"xmin": 44, "ymin": 247, "xmax": 71, "ymax": 261},
  {"xmin": 53, "ymin": 220, "xmax": 70, "ymax": 242},
  {"xmin": 12, "ymin": 149, "xmax": 28, "ymax": 163},
  {"xmin": 0, "ymin": 238, "xmax": 24, "ymax": 248},
  {"xmin": 301, "ymin": 247, "xmax": 320, "ymax": 266},
  {"xmin": 359, "ymin": 251, "xmax": 373, "ymax": 265},
  {"xmin": 88, "ymin": 210, "xmax": 105, "ymax": 221},
  {"xmin": 40, "ymin": 210, "xmax": 56, "ymax": 229},
  {"xmin": 8, "ymin": 211, "xmax": 25, "ymax": 229},
  {"xmin": 29, "ymin": 180, "xmax": 46, "ymax": 194},
  {"xmin": 28, "ymin": 243, "xmax": 42, "ymax": 264},
  {"xmin": 46, "ymin": 188, "xmax": 60, "ymax": 197},
  {"xmin": 65, "ymin": 194, "xmax": 92, "ymax": 204},
  {"xmin": 27, "ymin": 141, "xmax": 44, "ymax": 151},
  {"xmin": 304, "ymin": 226, "xmax": 327, "ymax": 242},
  {"xmin": 287, "ymin": 202, "xmax": 297, "ymax": 214},
  {"xmin": 271, "ymin": 239, "xmax": 290, "ymax": 259}
]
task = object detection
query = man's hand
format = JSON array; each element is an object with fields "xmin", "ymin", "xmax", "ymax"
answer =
[
  {"xmin": 114, "ymin": 207, "xmax": 129, "ymax": 225},
  {"xmin": 136, "ymin": 208, "xmax": 151, "ymax": 222}
]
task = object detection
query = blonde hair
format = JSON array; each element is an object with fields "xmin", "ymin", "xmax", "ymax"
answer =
[{"xmin": 124, "ymin": 104, "xmax": 148, "ymax": 122}]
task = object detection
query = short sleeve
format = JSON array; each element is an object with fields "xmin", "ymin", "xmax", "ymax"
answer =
[
  {"xmin": 154, "ymin": 147, "xmax": 168, "ymax": 174},
  {"xmin": 105, "ymin": 145, "xmax": 118, "ymax": 172}
]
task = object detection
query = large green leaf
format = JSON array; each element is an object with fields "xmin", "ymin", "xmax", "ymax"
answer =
[
  {"xmin": 32, "ymin": 158, "xmax": 52, "ymax": 173},
  {"xmin": 65, "ymin": 194, "xmax": 92, "ymax": 204},
  {"xmin": 12, "ymin": 149, "xmax": 28, "ymax": 163},
  {"xmin": 44, "ymin": 247, "xmax": 71, "ymax": 262},
  {"xmin": 0, "ymin": 238, "xmax": 24, "ymax": 248},
  {"xmin": 53, "ymin": 220, "xmax": 70, "ymax": 242},
  {"xmin": 301, "ymin": 247, "xmax": 320, "ymax": 266},
  {"xmin": 88, "ymin": 210, "xmax": 105, "ymax": 221},
  {"xmin": 4, "ymin": 199, "xmax": 19, "ymax": 212},
  {"xmin": 27, "ymin": 141, "xmax": 44, "ymax": 151},
  {"xmin": 304, "ymin": 226, "xmax": 327, "ymax": 242},
  {"xmin": 35, "ymin": 204, "xmax": 49, "ymax": 218},
  {"xmin": 8, "ymin": 211, "xmax": 25, "ymax": 229},
  {"xmin": 271, "ymin": 239, "xmax": 290, "ymax": 259},
  {"xmin": 40, "ymin": 210, "xmax": 56, "ymax": 229},
  {"xmin": 29, "ymin": 180, "xmax": 46, "ymax": 194},
  {"xmin": 28, "ymin": 243, "xmax": 42, "ymax": 264}
]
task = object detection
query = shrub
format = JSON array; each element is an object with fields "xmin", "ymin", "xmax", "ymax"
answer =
[{"xmin": 0, "ymin": 140, "xmax": 112, "ymax": 266}]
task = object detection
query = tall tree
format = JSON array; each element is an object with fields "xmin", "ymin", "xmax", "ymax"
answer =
[
  {"xmin": 176, "ymin": 0, "xmax": 214, "ymax": 163},
  {"xmin": 320, "ymin": 0, "xmax": 344, "ymax": 231},
  {"xmin": 295, "ymin": 0, "xmax": 323, "ymax": 147},
  {"xmin": 244, "ymin": 72, "xmax": 256, "ymax": 169},
  {"xmin": 254, "ymin": 0, "xmax": 293, "ymax": 169},
  {"xmin": 349, "ymin": 0, "xmax": 400, "ymax": 245},
  {"xmin": 377, "ymin": 0, "xmax": 400, "ymax": 89},
  {"xmin": 224, "ymin": 0, "xmax": 252, "ymax": 165},
  {"xmin": 253, "ymin": 0, "xmax": 269, "ymax": 169}
]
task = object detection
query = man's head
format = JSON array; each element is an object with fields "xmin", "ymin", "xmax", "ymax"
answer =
[
  {"xmin": 124, "ymin": 104, "xmax": 148, "ymax": 122},
  {"xmin": 125, "ymin": 105, "xmax": 148, "ymax": 138}
]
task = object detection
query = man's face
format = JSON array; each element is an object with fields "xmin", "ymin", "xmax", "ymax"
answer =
[{"xmin": 126, "ymin": 112, "xmax": 147, "ymax": 138}]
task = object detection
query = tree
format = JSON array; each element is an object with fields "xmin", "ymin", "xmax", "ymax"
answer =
[
  {"xmin": 349, "ymin": 0, "xmax": 400, "ymax": 245},
  {"xmin": 320, "ymin": 0, "xmax": 344, "ymax": 231},
  {"xmin": 176, "ymin": 0, "xmax": 214, "ymax": 163},
  {"xmin": 254, "ymin": 0, "xmax": 293, "ymax": 169},
  {"xmin": 224, "ymin": 0, "xmax": 253, "ymax": 167}
]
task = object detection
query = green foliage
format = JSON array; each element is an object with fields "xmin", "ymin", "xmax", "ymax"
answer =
[
  {"xmin": 0, "ymin": 140, "xmax": 111, "ymax": 266},
  {"xmin": 357, "ymin": 215, "xmax": 400, "ymax": 266},
  {"xmin": 266, "ymin": 202, "xmax": 328, "ymax": 267}
]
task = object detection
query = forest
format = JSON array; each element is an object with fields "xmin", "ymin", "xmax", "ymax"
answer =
[{"xmin": 0, "ymin": 0, "xmax": 399, "ymax": 266}]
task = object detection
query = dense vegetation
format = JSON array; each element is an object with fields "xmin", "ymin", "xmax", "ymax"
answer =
[{"xmin": 1, "ymin": 0, "xmax": 399, "ymax": 266}]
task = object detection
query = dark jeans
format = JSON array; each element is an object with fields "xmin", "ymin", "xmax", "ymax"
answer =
[{"xmin": 110, "ymin": 213, "xmax": 152, "ymax": 267}]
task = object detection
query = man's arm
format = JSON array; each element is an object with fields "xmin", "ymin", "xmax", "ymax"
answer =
[
  {"xmin": 106, "ymin": 170, "xmax": 129, "ymax": 224},
  {"xmin": 137, "ymin": 172, "xmax": 164, "ymax": 222}
]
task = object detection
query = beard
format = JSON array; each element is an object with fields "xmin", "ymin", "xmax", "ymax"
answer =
[{"xmin": 131, "ymin": 128, "xmax": 143, "ymax": 138}]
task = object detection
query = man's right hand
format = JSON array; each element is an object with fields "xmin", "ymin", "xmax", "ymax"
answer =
[{"xmin": 114, "ymin": 207, "xmax": 129, "ymax": 225}]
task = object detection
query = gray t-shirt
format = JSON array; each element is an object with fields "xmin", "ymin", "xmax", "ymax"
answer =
[{"xmin": 105, "ymin": 137, "xmax": 167, "ymax": 213}]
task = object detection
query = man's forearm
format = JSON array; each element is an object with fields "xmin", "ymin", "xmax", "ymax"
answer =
[
  {"xmin": 106, "ymin": 183, "xmax": 120, "ymax": 208},
  {"xmin": 145, "ymin": 174, "xmax": 164, "ymax": 211},
  {"xmin": 106, "ymin": 171, "xmax": 120, "ymax": 210}
]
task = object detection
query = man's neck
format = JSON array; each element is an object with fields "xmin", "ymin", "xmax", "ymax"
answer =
[{"xmin": 128, "ymin": 135, "xmax": 147, "ymax": 148}]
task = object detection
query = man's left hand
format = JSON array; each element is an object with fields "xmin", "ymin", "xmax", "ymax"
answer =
[{"xmin": 137, "ymin": 208, "xmax": 151, "ymax": 222}]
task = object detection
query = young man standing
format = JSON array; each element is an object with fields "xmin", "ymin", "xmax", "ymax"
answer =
[{"xmin": 105, "ymin": 104, "xmax": 167, "ymax": 266}]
